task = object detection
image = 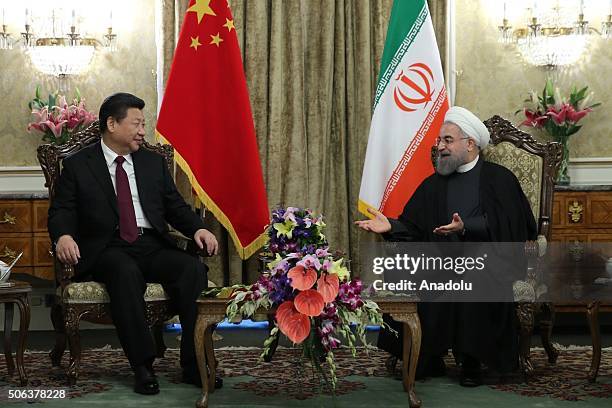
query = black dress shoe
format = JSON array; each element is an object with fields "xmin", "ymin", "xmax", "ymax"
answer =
[
  {"xmin": 182, "ymin": 372, "xmax": 223, "ymax": 389},
  {"xmin": 459, "ymin": 355, "xmax": 482, "ymax": 387},
  {"xmin": 415, "ymin": 355, "xmax": 447, "ymax": 380},
  {"xmin": 459, "ymin": 371, "xmax": 483, "ymax": 387},
  {"xmin": 134, "ymin": 365, "xmax": 159, "ymax": 395}
]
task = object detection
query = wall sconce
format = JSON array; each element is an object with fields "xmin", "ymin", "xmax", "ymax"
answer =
[
  {"xmin": 0, "ymin": 6, "xmax": 117, "ymax": 88},
  {"xmin": 498, "ymin": 0, "xmax": 610, "ymax": 68}
]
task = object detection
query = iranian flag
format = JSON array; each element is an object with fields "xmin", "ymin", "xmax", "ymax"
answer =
[{"xmin": 358, "ymin": 0, "xmax": 449, "ymax": 218}]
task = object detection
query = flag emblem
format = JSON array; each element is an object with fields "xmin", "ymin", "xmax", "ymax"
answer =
[{"xmin": 393, "ymin": 62, "xmax": 435, "ymax": 112}]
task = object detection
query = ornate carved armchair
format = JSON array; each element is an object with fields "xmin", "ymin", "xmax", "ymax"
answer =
[
  {"xmin": 37, "ymin": 121, "xmax": 205, "ymax": 384},
  {"xmin": 481, "ymin": 115, "xmax": 562, "ymax": 378}
]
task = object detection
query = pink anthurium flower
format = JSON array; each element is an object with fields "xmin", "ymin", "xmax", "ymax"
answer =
[
  {"xmin": 276, "ymin": 301, "xmax": 311, "ymax": 344},
  {"xmin": 287, "ymin": 265, "xmax": 317, "ymax": 291},
  {"xmin": 317, "ymin": 273, "xmax": 339, "ymax": 303},
  {"xmin": 294, "ymin": 289, "xmax": 325, "ymax": 317}
]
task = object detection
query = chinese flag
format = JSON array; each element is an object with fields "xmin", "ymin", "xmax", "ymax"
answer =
[{"xmin": 156, "ymin": 0, "xmax": 269, "ymax": 259}]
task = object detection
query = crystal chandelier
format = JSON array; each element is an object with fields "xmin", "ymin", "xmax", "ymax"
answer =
[
  {"xmin": 498, "ymin": 1, "xmax": 610, "ymax": 68},
  {"xmin": 0, "ymin": 7, "xmax": 117, "ymax": 80}
]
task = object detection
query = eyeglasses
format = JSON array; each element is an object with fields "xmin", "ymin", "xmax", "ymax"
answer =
[{"xmin": 435, "ymin": 136, "xmax": 469, "ymax": 147}]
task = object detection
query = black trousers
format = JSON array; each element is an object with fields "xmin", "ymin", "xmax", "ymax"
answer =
[
  {"xmin": 92, "ymin": 231, "xmax": 207, "ymax": 371},
  {"xmin": 378, "ymin": 302, "xmax": 518, "ymax": 373}
]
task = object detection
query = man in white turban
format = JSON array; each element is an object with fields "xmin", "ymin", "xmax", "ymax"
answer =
[{"xmin": 356, "ymin": 106, "xmax": 536, "ymax": 387}]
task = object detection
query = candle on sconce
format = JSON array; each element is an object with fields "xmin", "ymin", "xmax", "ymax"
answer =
[
  {"xmin": 2, "ymin": 8, "xmax": 5, "ymax": 26},
  {"xmin": 109, "ymin": 10, "xmax": 113, "ymax": 28},
  {"xmin": 532, "ymin": 1, "xmax": 538, "ymax": 20},
  {"xmin": 25, "ymin": 8, "xmax": 29, "ymax": 25},
  {"xmin": 503, "ymin": 1, "xmax": 507, "ymax": 20},
  {"xmin": 71, "ymin": 9, "xmax": 76, "ymax": 27},
  {"xmin": 579, "ymin": 0, "xmax": 584, "ymax": 15}
]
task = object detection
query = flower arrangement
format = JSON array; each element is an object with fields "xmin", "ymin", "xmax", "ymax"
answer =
[
  {"xmin": 226, "ymin": 207, "xmax": 385, "ymax": 389},
  {"xmin": 27, "ymin": 86, "xmax": 97, "ymax": 145},
  {"xmin": 518, "ymin": 78, "xmax": 600, "ymax": 184}
]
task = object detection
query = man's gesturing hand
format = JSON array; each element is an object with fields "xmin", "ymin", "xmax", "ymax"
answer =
[
  {"xmin": 354, "ymin": 207, "xmax": 392, "ymax": 234},
  {"xmin": 55, "ymin": 235, "xmax": 81, "ymax": 265},
  {"xmin": 433, "ymin": 212, "xmax": 464, "ymax": 236}
]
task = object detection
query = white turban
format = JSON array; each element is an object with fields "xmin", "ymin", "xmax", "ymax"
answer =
[{"xmin": 444, "ymin": 106, "xmax": 490, "ymax": 147}]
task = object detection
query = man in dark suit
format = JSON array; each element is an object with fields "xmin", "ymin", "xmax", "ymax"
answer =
[{"xmin": 48, "ymin": 92, "xmax": 219, "ymax": 395}]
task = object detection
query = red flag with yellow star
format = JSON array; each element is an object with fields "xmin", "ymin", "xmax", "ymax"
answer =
[{"xmin": 156, "ymin": 0, "xmax": 269, "ymax": 259}]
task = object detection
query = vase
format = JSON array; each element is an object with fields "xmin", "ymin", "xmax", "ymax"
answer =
[{"xmin": 557, "ymin": 141, "xmax": 570, "ymax": 185}]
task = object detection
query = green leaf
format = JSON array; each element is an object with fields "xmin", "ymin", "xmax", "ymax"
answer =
[
  {"xmin": 566, "ymin": 125, "xmax": 582, "ymax": 137},
  {"xmin": 48, "ymin": 93, "xmax": 57, "ymax": 109},
  {"xmin": 35, "ymin": 85, "xmax": 41, "ymax": 99}
]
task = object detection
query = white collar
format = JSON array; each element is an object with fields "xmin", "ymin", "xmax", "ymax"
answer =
[
  {"xmin": 456, "ymin": 155, "xmax": 479, "ymax": 173},
  {"xmin": 101, "ymin": 139, "xmax": 133, "ymax": 168}
]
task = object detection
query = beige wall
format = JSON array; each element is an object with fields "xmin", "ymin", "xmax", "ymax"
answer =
[
  {"xmin": 2, "ymin": 1, "xmax": 610, "ymax": 166},
  {"xmin": 0, "ymin": 0, "xmax": 157, "ymax": 167},
  {"xmin": 455, "ymin": 0, "xmax": 611, "ymax": 158}
]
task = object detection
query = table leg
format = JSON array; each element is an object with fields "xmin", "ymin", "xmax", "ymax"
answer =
[
  {"xmin": 195, "ymin": 315, "xmax": 215, "ymax": 408},
  {"xmin": 586, "ymin": 301, "xmax": 601, "ymax": 383},
  {"xmin": 3, "ymin": 302, "xmax": 15, "ymax": 375},
  {"xmin": 15, "ymin": 296, "xmax": 30, "ymax": 386},
  {"xmin": 395, "ymin": 313, "xmax": 422, "ymax": 408},
  {"xmin": 204, "ymin": 324, "xmax": 216, "ymax": 392}
]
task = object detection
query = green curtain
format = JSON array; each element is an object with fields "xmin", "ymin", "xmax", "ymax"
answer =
[{"xmin": 159, "ymin": 0, "xmax": 447, "ymax": 286}]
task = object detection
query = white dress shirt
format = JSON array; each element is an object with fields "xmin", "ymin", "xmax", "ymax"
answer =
[{"xmin": 100, "ymin": 139, "xmax": 152, "ymax": 229}]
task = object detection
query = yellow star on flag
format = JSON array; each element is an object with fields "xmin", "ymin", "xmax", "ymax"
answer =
[
  {"xmin": 210, "ymin": 33, "xmax": 223, "ymax": 47},
  {"xmin": 223, "ymin": 18, "xmax": 235, "ymax": 32},
  {"xmin": 187, "ymin": 0, "xmax": 216, "ymax": 24},
  {"xmin": 189, "ymin": 36, "xmax": 202, "ymax": 50}
]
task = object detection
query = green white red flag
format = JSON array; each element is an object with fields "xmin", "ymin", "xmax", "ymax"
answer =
[{"xmin": 359, "ymin": 0, "xmax": 449, "ymax": 218}]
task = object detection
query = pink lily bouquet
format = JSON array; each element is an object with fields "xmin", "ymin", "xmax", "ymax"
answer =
[
  {"xmin": 226, "ymin": 207, "xmax": 385, "ymax": 389},
  {"xmin": 518, "ymin": 78, "xmax": 600, "ymax": 184},
  {"xmin": 27, "ymin": 86, "xmax": 97, "ymax": 145}
]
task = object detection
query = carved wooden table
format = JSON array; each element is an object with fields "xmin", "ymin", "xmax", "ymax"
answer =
[
  {"xmin": 194, "ymin": 296, "xmax": 421, "ymax": 408},
  {"xmin": 553, "ymin": 301, "xmax": 612, "ymax": 382},
  {"xmin": 0, "ymin": 280, "xmax": 31, "ymax": 386}
]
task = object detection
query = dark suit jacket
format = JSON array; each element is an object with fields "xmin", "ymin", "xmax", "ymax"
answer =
[{"xmin": 48, "ymin": 142, "xmax": 205, "ymax": 278}]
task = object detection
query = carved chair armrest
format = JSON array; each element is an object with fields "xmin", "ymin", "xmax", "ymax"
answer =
[
  {"xmin": 515, "ymin": 239, "xmax": 548, "ymax": 301},
  {"xmin": 536, "ymin": 235, "xmax": 547, "ymax": 257},
  {"xmin": 168, "ymin": 230, "xmax": 211, "ymax": 258},
  {"xmin": 52, "ymin": 255, "xmax": 75, "ymax": 294}
]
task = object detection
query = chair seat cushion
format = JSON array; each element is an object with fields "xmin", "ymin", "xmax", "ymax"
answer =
[{"xmin": 60, "ymin": 281, "xmax": 170, "ymax": 304}]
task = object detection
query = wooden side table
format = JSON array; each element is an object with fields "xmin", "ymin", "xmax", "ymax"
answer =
[
  {"xmin": 1, "ymin": 280, "xmax": 32, "ymax": 386},
  {"xmin": 552, "ymin": 301, "xmax": 612, "ymax": 382},
  {"xmin": 193, "ymin": 296, "xmax": 421, "ymax": 408}
]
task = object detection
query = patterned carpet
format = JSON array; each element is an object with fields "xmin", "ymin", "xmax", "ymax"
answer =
[{"xmin": 0, "ymin": 346, "xmax": 610, "ymax": 403}]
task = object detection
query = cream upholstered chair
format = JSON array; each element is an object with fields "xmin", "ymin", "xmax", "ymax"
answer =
[
  {"xmin": 481, "ymin": 115, "xmax": 562, "ymax": 378},
  {"xmin": 37, "ymin": 121, "xmax": 208, "ymax": 384}
]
